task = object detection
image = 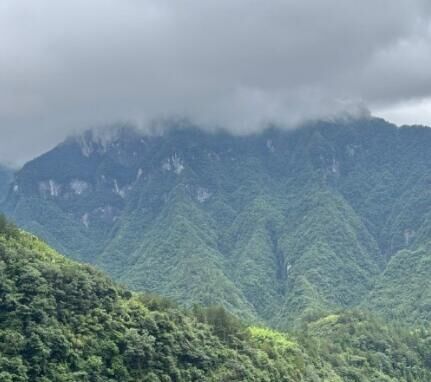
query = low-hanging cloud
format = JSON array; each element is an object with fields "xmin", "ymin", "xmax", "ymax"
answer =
[{"xmin": 1, "ymin": 0, "xmax": 431, "ymax": 163}]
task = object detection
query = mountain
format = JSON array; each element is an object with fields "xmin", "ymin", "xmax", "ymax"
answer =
[
  {"xmin": 0, "ymin": 165, "xmax": 13, "ymax": 203},
  {"xmin": 1, "ymin": 219, "xmax": 431, "ymax": 381},
  {"xmin": 2, "ymin": 119, "xmax": 431, "ymax": 326},
  {"xmin": 366, "ymin": 243, "xmax": 431, "ymax": 324},
  {"xmin": 0, "ymin": 219, "xmax": 301, "ymax": 381}
]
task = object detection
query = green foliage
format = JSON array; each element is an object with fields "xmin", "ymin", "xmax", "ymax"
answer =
[
  {"xmin": 366, "ymin": 244, "xmax": 431, "ymax": 324},
  {"xmin": 249, "ymin": 326, "xmax": 296, "ymax": 350},
  {"xmin": 0, "ymin": 214, "xmax": 19, "ymax": 238},
  {"xmin": 0, "ymin": 225, "xmax": 313, "ymax": 381},
  {"xmin": 3, "ymin": 119, "xmax": 431, "ymax": 327},
  {"xmin": 299, "ymin": 311, "xmax": 431, "ymax": 382},
  {"xmin": 1, "ymin": 224, "xmax": 431, "ymax": 381},
  {"xmin": 192, "ymin": 305, "xmax": 244, "ymax": 342}
]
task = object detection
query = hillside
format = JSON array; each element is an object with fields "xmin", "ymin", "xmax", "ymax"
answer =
[
  {"xmin": 0, "ymin": 219, "xmax": 310, "ymax": 381},
  {"xmin": 365, "ymin": 243, "xmax": 431, "ymax": 324},
  {"xmin": 2, "ymin": 118, "xmax": 431, "ymax": 325},
  {"xmin": 1, "ymin": 220, "xmax": 431, "ymax": 381},
  {"xmin": 0, "ymin": 166, "xmax": 13, "ymax": 203},
  {"xmin": 299, "ymin": 311, "xmax": 431, "ymax": 381}
]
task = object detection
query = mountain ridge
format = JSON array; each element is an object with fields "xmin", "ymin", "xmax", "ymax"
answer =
[{"xmin": 2, "ymin": 118, "xmax": 431, "ymax": 326}]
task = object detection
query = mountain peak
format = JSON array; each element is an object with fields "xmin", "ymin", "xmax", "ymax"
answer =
[{"xmin": 65, "ymin": 124, "xmax": 143, "ymax": 157}]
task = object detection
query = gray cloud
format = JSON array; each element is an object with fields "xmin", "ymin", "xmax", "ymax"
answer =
[{"xmin": 1, "ymin": 0, "xmax": 431, "ymax": 163}]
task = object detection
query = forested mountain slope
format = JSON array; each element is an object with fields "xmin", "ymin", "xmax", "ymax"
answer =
[
  {"xmin": 0, "ymin": 166, "xmax": 13, "ymax": 203},
  {"xmin": 1, "ymin": 220, "xmax": 431, "ymax": 381},
  {"xmin": 0, "ymin": 220, "xmax": 310, "ymax": 381},
  {"xmin": 2, "ymin": 118, "xmax": 431, "ymax": 325}
]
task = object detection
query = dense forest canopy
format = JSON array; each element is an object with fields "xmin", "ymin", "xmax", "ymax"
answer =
[{"xmin": 1, "ymin": 217, "xmax": 431, "ymax": 381}]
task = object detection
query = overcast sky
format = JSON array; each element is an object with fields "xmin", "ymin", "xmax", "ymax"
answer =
[{"xmin": 1, "ymin": 0, "xmax": 431, "ymax": 164}]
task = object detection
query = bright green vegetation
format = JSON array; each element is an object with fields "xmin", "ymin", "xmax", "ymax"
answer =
[
  {"xmin": 299, "ymin": 311, "xmax": 431, "ymax": 382},
  {"xmin": 0, "ymin": 221, "xmax": 305, "ymax": 381},
  {"xmin": 2, "ymin": 119, "xmax": 431, "ymax": 326},
  {"xmin": 1, "ymin": 221, "xmax": 431, "ymax": 381}
]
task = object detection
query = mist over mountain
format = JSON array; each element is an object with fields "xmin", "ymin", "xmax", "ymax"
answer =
[
  {"xmin": 3, "ymin": 117, "xmax": 431, "ymax": 327},
  {"xmin": 2, "ymin": 1, "xmax": 431, "ymax": 164},
  {"xmin": 3, "ymin": 1, "xmax": 431, "ymax": 380}
]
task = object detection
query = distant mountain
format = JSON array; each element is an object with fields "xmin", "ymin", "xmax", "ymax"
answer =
[
  {"xmin": 2, "ymin": 219, "xmax": 431, "ymax": 381},
  {"xmin": 0, "ymin": 165, "xmax": 13, "ymax": 202},
  {"xmin": 3, "ymin": 118, "xmax": 431, "ymax": 326}
]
